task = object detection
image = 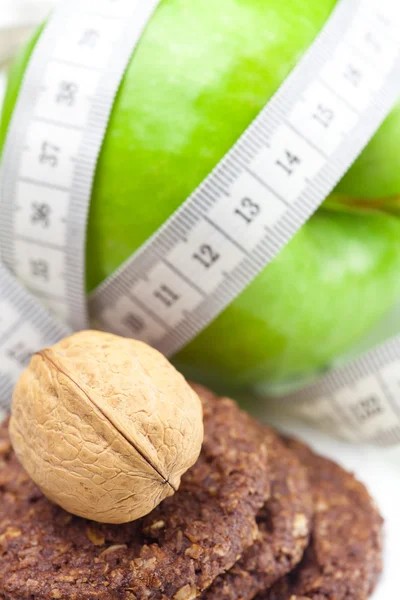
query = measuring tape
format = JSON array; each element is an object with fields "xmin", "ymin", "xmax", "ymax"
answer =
[
  {"xmin": 0, "ymin": 263, "xmax": 69, "ymax": 406},
  {"xmin": 281, "ymin": 335, "xmax": 400, "ymax": 446},
  {"xmin": 90, "ymin": 0, "xmax": 400, "ymax": 355},
  {"xmin": 1, "ymin": 0, "xmax": 400, "ymax": 444},
  {"xmin": 0, "ymin": 0, "xmax": 162, "ymax": 330}
]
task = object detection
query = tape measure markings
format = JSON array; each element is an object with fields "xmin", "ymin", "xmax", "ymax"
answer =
[
  {"xmin": 283, "ymin": 334, "xmax": 400, "ymax": 445},
  {"xmin": 0, "ymin": 0, "xmax": 163, "ymax": 329},
  {"xmin": 91, "ymin": 0, "xmax": 400, "ymax": 359},
  {"xmin": 0, "ymin": 263, "xmax": 70, "ymax": 405}
]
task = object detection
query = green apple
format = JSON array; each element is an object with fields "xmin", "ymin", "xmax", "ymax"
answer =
[{"xmin": 2, "ymin": 0, "xmax": 400, "ymax": 394}]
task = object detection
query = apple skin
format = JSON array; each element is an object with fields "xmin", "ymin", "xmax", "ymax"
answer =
[{"xmin": 2, "ymin": 0, "xmax": 400, "ymax": 393}]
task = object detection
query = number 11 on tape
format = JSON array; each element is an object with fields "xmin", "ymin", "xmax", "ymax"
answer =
[{"xmin": 90, "ymin": 0, "xmax": 400, "ymax": 361}]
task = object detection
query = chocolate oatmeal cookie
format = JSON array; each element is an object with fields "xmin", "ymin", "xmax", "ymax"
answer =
[
  {"xmin": 259, "ymin": 437, "xmax": 384, "ymax": 600},
  {"xmin": 0, "ymin": 385, "xmax": 270, "ymax": 600},
  {"xmin": 202, "ymin": 427, "xmax": 312, "ymax": 600}
]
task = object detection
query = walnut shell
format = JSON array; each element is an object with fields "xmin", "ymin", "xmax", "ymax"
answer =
[{"xmin": 10, "ymin": 331, "xmax": 203, "ymax": 524}]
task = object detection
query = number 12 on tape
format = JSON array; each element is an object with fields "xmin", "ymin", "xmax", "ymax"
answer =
[
  {"xmin": 285, "ymin": 335, "xmax": 400, "ymax": 447},
  {"xmin": 91, "ymin": 0, "xmax": 400, "ymax": 360}
]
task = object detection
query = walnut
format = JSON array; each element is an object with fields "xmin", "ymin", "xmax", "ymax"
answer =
[{"xmin": 10, "ymin": 331, "xmax": 203, "ymax": 524}]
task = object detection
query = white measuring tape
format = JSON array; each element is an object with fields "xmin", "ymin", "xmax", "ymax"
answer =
[
  {"xmin": 90, "ymin": 0, "xmax": 400, "ymax": 355},
  {"xmin": 0, "ymin": 0, "xmax": 162, "ymax": 329},
  {"xmin": 1, "ymin": 0, "xmax": 400, "ymax": 445},
  {"xmin": 283, "ymin": 335, "xmax": 400, "ymax": 446},
  {"xmin": 0, "ymin": 263, "xmax": 69, "ymax": 406}
]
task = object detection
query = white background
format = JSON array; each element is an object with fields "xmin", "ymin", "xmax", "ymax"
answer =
[{"xmin": 0, "ymin": 2, "xmax": 399, "ymax": 597}]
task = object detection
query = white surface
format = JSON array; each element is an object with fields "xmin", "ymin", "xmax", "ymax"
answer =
[
  {"xmin": 0, "ymin": 0, "xmax": 56, "ymax": 114},
  {"xmin": 262, "ymin": 409, "xmax": 400, "ymax": 599},
  {"xmin": 0, "ymin": 0, "xmax": 53, "ymax": 28},
  {"xmin": 0, "ymin": 0, "xmax": 54, "ymax": 66}
]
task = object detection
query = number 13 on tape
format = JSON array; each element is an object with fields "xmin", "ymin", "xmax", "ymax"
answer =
[{"xmin": 91, "ymin": 0, "xmax": 400, "ymax": 361}]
